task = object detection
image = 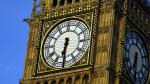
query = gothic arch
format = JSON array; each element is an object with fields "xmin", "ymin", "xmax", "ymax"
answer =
[
  {"xmin": 36, "ymin": 81, "xmax": 40, "ymax": 84},
  {"xmin": 44, "ymin": 80, "xmax": 48, "ymax": 84},
  {"xmin": 66, "ymin": 77, "xmax": 72, "ymax": 84},
  {"xmin": 74, "ymin": 76, "xmax": 80, "ymax": 84},
  {"xmin": 82, "ymin": 75, "xmax": 89, "ymax": 84},
  {"xmin": 58, "ymin": 79, "xmax": 64, "ymax": 84},
  {"xmin": 51, "ymin": 80, "xmax": 56, "ymax": 84}
]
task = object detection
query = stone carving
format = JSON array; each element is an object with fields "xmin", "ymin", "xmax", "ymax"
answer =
[{"xmin": 98, "ymin": 26, "xmax": 110, "ymax": 34}]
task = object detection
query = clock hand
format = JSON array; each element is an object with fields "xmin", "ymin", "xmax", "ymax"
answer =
[
  {"xmin": 62, "ymin": 38, "xmax": 69, "ymax": 68},
  {"xmin": 133, "ymin": 52, "xmax": 138, "ymax": 82}
]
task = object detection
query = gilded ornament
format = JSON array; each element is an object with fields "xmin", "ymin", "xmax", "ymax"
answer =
[{"xmin": 98, "ymin": 26, "xmax": 109, "ymax": 34}]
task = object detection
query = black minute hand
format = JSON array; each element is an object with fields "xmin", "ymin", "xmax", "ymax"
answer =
[
  {"xmin": 62, "ymin": 38, "xmax": 69, "ymax": 68},
  {"xmin": 133, "ymin": 52, "xmax": 138, "ymax": 82}
]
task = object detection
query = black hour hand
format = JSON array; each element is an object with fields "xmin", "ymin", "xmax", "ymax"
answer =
[{"xmin": 62, "ymin": 38, "xmax": 69, "ymax": 68}]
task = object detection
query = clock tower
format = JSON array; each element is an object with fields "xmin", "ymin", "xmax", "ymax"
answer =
[{"xmin": 20, "ymin": 0, "xmax": 150, "ymax": 84}]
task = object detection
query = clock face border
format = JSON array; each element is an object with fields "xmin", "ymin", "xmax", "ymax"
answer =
[
  {"xmin": 41, "ymin": 18, "xmax": 91, "ymax": 68},
  {"xmin": 32, "ymin": 12, "xmax": 97, "ymax": 76},
  {"xmin": 123, "ymin": 31, "xmax": 149, "ymax": 84}
]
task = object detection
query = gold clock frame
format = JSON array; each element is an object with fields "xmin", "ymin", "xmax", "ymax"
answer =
[
  {"xmin": 32, "ymin": 11, "xmax": 98, "ymax": 76},
  {"xmin": 40, "ymin": 17, "xmax": 91, "ymax": 68}
]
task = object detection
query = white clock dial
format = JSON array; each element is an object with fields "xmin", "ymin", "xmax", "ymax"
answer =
[
  {"xmin": 42, "ymin": 19, "xmax": 90, "ymax": 68},
  {"xmin": 124, "ymin": 32, "xmax": 149, "ymax": 84}
]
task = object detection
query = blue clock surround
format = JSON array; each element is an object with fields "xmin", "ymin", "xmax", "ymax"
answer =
[{"xmin": 124, "ymin": 32, "xmax": 149, "ymax": 84}]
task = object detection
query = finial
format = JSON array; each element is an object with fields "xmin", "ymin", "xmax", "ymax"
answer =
[{"xmin": 32, "ymin": 0, "xmax": 37, "ymax": 16}]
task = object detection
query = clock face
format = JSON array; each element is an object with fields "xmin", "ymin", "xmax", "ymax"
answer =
[
  {"xmin": 124, "ymin": 32, "xmax": 149, "ymax": 84},
  {"xmin": 42, "ymin": 19, "xmax": 90, "ymax": 68}
]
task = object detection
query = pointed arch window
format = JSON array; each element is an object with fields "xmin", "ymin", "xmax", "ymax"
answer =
[
  {"xmin": 75, "ymin": 76, "xmax": 80, "ymax": 84},
  {"xmin": 44, "ymin": 80, "xmax": 48, "ymax": 84},
  {"xmin": 82, "ymin": 75, "xmax": 89, "ymax": 84},
  {"xmin": 51, "ymin": 80, "xmax": 56, "ymax": 84},
  {"xmin": 67, "ymin": 0, "xmax": 72, "ymax": 3},
  {"xmin": 66, "ymin": 78, "xmax": 72, "ymax": 84},
  {"xmin": 58, "ymin": 79, "xmax": 64, "ymax": 84}
]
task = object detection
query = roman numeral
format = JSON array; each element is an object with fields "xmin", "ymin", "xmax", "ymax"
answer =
[
  {"xmin": 71, "ymin": 54, "xmax": 76, "ymax": 62},
  {"xmin": 48, "ymin": 36, "xmax": 57, "ymax": 40},
  {"xmin": 57, "ymin": 26, "xmax": 63, "ymax": 34},
  {"xmin": 54, "ymin": 56, "xmax": 59, "ymax": 62},
  {"xmin": 138, "ymin": 73, "xmax": 141, "ymax": 78},
  {"xmin": 128, "ymin": 66, "xmax": 132, "ymax": 71},
  {"xmin": 79, "ymin": 39, "xmax": 87, "ymax": 42},
  {"xmin": 74, "ymin": 21, "xmax": 80, "ymax": 31},
  {"xmin": 76, "ymin": 47, "xmax": 84, "ymax": 52},
  {"xmin": 142, "ymin": 64, "xmax": 148, "ymax": 70},
  {"xmin": 44, "ymin": 45, "xmax": 54, "ymax": 49},
  {"xmin": 66, "ymin": 21, "xmax": 70, "ymax": 32},
  {"xmin": 52, "ymin": 56, "xmax": 59, "ymax": 66},
  {"xmin": 141, "ymin": 71, "xmax": 145, "ymax": 78},
  {"xmin": 46, "ymin": 52, "xmax": 55, "ymax": 59},
  {"xmin": 67, "ymin": 26, "xmax": 70, "ymax": 32},
  {"xmin": 78, "ymin": 28, "xmax": 87, "ymax": 35}
]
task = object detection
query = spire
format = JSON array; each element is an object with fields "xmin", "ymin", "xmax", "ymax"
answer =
[
  {"xmin": 23, "ymin": 0, "xmax": 39, "ymax": 23},
  {"xmin": 32, "ymin": 0, "xmax": 43, "ymax": 17}
]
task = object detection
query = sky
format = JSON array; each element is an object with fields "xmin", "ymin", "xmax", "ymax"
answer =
[
  {"xmin": 0, "ymin": 0, "xmax": 32, "ymax": 84},
  {"xmin": 0, "ymin": 0, "xmax": 150, "ymax": 84}
]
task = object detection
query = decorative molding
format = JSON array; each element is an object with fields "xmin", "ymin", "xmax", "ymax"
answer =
[
  {"xmin": 115, "ymin": 0, "xmax": 128, "ymax": 80},
  {"xmin": 41, "ymin": 1, "xmax": 98, "ymax": 20},
  {"xmin": 98, "ymin": 26, "xmax": 110, "ymax": 34},
  {"xmin": 21, "ymin": 69, "xmax": 91, "ymax": 83},
  {"xmin": 100, "ymin": 0, "xmax": 115, "ymax": 11}
]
